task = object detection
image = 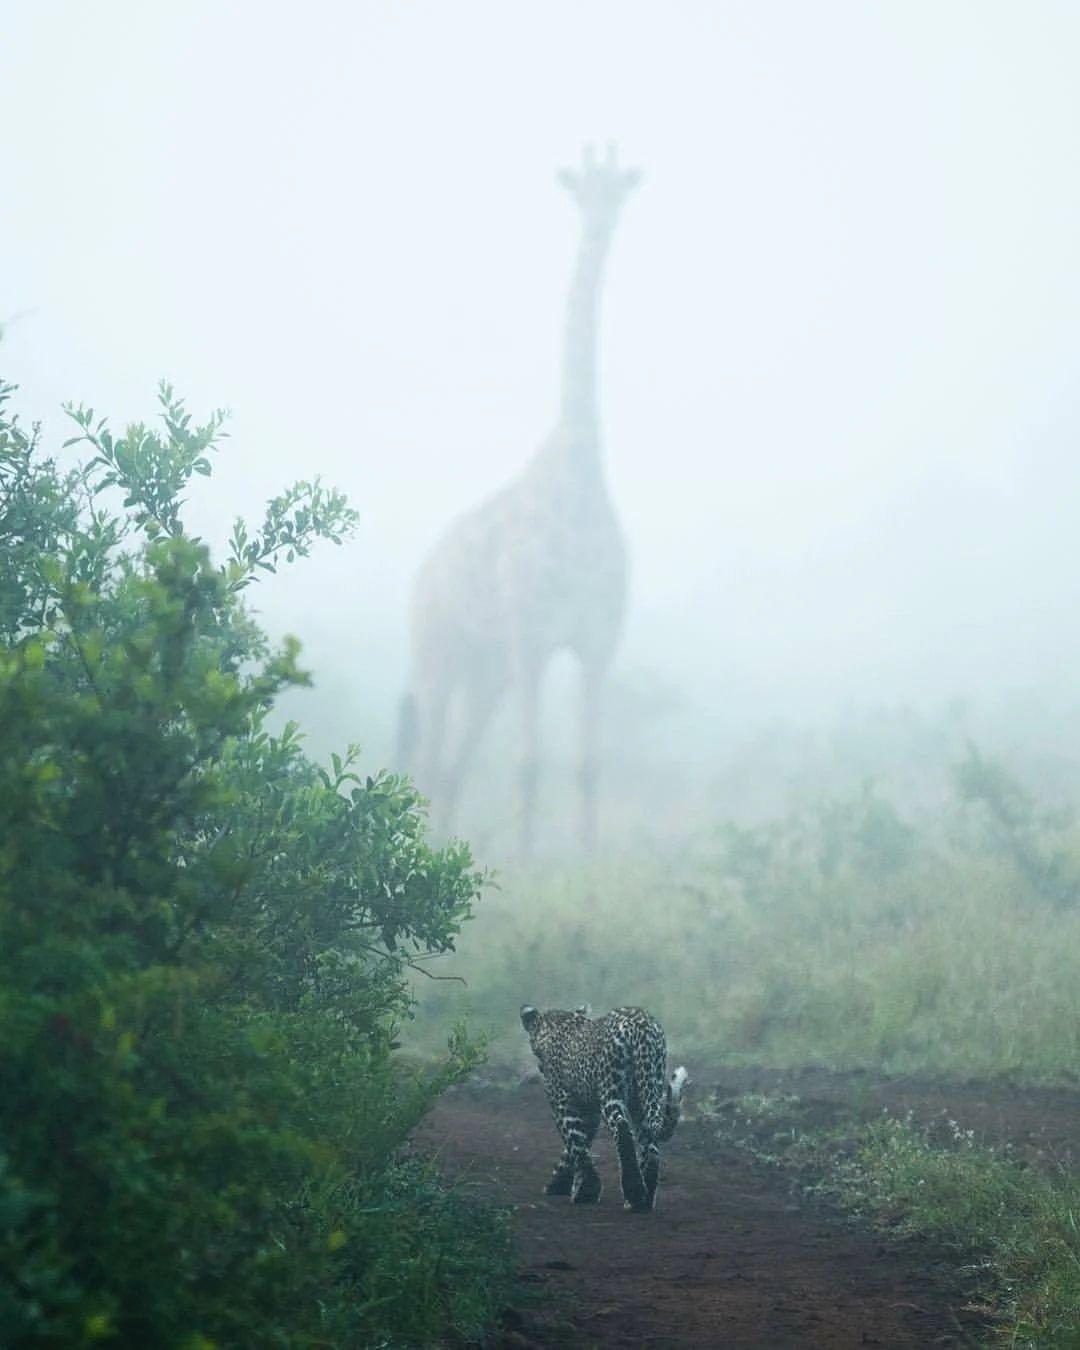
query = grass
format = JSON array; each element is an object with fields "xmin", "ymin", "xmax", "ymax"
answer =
[
  {"xmin": 400, "ymin": 769, "xmax": 1080, "ymax": 1344},
  {"xmin": 408, "ymin": 844, "xmax": 1080, "ymax": 1085},
  {"xmin": 703, "ymin": 1090, "xmax": 1080, "ymax": 1348},
  {"xmin": 335, "ymin": 1159, "xmax": 517, "ymax": 1347}
]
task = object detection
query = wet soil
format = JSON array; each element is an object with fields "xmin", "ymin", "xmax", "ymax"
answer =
[{"xmin": 411, "ymin": 1070, "xmax": 1060, "ymax": 1348}]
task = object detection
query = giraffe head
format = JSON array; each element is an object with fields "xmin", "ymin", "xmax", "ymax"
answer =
[{"xmin": 557, "ymin": 143, "xmax": 641, "ymax": 226}]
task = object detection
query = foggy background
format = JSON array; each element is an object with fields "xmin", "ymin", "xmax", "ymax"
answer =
[{"xmin": 5, "ymin": 1, "xmax": 1080, "ymax": 851}]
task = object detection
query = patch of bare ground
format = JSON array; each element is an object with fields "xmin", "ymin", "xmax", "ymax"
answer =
[
  {"xmin": 704, "ymin": 1064, "xmax": 1080, "ymax": 1170},
  {"xmin": 413, "ymin": 1076, "xmax": 999, "ymax": 1348}
]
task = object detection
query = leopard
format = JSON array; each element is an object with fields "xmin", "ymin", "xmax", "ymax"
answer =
[{"xmin": 519, "ymin": 1003, "xmax": 688, "ymax": 1212}]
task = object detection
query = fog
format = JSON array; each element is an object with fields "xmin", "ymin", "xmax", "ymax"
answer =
[{"xmin": 5, "ymin": 1, "xmax": 1080, "ymax": 846}]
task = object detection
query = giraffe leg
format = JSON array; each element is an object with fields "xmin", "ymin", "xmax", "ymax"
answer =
[
  {"xmin": 396, "ymin": 692, "xmax": 419, "ymax": 773},
  {"xmin": 579, "ymin": 663, "xmax": 604, "ymax": 853},
  {"xmin": 416, "ymin": 680, "xmax": 451, "ymax": 827},
  {"xmin": 517, "ymin": 665, "xmax": 542, "ymax": 860},
  {"xmin": 440, "ymin": 675, "xmax": 502, "ymax": 836}
]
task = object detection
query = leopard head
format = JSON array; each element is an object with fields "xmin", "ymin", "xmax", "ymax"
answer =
[{"xmin": 519, "ymin": 1004, "xmax": 588, "ymax": 1073}]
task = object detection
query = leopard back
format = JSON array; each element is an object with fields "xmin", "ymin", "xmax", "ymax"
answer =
[
  {"xmin": 521, "ymin": 1005, "xmax": 674, "ymax": 1135},
  {"xmin": 520, "ymin": 1003, "xmax": 687, "ymax": 1211}
]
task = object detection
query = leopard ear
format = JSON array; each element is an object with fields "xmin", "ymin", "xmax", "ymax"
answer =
[
  {"xmin": 520, "ymin": 1005, "xmax": 540, "ymax": 1033},
  {"xmin": 575, "ymin": 1003, "xmax": 592, "ymax": 1017}
]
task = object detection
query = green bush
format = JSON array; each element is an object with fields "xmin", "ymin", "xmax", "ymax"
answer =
[{"xmin": 0, "ymin": 382, "xmax": 512, "ymax": 1347}]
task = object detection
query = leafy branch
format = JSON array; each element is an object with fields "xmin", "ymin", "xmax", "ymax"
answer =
[
  {"xmin": 225, "ymin": 478, "xmax": 358, "ymax": 591},
  {"xmin": 63, "ymin": 380, "xmax": 226, "ymax": 538}
]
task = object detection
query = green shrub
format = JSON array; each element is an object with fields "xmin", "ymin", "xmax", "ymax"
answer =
[{"xmin": 0, "ymin": 382, "xmax": 512, "ymax": 1347}]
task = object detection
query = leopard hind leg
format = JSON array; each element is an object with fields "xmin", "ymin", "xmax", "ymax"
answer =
[
  {"xmin": 636, "ymin": 1067, "xmax": 669, "ymax": 1210},
  {"xmin": 601, "ymin": 1098, "xmax": 649, "ymax": 1212},
  {"xmin": 638, "ymin": 1127, "xmax": 660, "ymax": 1210}
]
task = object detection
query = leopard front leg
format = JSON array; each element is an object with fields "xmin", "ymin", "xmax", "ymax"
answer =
[
  {"xmin": 570, "ymin": 1109, "xmax": 602, "ymax": 1203},
  {"xmin": 544, "ymin": 1095, "xmax": 601, "ymax": 1203},
  {"xmin": 601, "ymin": 1098, "xmax": 649, "ymax": 1212}
]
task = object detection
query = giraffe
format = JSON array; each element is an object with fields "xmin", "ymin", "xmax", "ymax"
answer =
[{"xmin": 398, "ymin": 144, "xmax": 639, "ymax": 857}]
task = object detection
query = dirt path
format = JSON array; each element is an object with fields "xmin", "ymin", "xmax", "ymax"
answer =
[
  {"xmin": 705, "ymin": 1064, "xmax": 1080, "ymax": 1167},
  {"xmin": 415, "ymin": 1077, "xmax": 992, "ymax": 1348}
]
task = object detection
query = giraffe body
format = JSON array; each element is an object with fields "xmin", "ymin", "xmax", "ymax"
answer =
[{"xmin": 400, "ymin": 147, "xmax": 638, "ymax": 854}]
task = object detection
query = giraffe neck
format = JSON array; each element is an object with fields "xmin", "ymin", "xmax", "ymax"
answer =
[{"xmin": 559, "ymin": 218, "xmax": 616, "ymax": 452}]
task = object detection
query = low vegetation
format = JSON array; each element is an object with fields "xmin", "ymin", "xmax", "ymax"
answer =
[
  {"xmin": 703, "ymin": 1090, "xmax": 1080, "ymax": 1347},
  {"xmin": 412, "ymin": 767, "xmax": 1080, "ymax": 1085},
  {"xmin": 0, "ymin": 383, "xmax": 513, "ymax": 1347}
]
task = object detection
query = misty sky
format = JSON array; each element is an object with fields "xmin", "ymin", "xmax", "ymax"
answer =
[{"xmin": 4, "ymin": 1, "xmax": 1080, "ymax": 753}]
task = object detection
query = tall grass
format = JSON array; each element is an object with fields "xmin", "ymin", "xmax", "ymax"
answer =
[{"xmin": 409, "ymin": 772, "xmax": 1080, "ymax": 1084}]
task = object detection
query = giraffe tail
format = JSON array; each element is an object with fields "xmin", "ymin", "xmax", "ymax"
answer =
[{"xmin": 396, "ymin": 691, "xmax": 418, "ymax": 771}]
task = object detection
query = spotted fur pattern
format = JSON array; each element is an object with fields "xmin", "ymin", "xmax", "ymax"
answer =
[{"xmin": 520, "ymin": 1004, "xmax": 686, "ymax": 1212}]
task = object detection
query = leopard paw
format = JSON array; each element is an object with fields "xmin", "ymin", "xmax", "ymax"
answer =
[{"xmin": 544, "ymin": 1170, "xmax": 574, "ymax": 1197}]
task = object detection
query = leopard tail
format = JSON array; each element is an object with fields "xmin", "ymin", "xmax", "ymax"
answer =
[
  {"xmin": 632, "ymin": 1021, "xmax": 677, "ymax": 1141},
  {"xmin": 657, "ymin": 1065, "xmax": 688, "ymax": 1141}
]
